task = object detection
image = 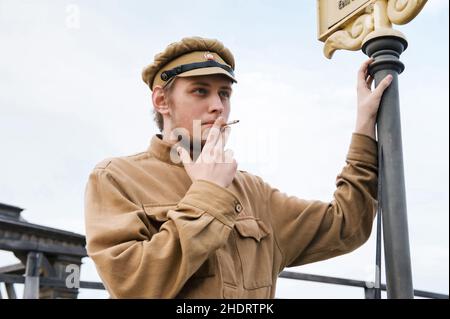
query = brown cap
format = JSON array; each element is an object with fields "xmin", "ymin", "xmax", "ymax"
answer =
[{"xmin": 142, "ymin": 36, "xmax": 237, "ymax": 91}]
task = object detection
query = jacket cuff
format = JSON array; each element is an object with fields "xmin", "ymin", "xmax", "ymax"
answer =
[
  {"xmin": 347, "ymin": 133, "xmax": 378, "ymax": 166},
  {"xmin": 177, "ymin": 180, "xmax": 241, "ymax": 227}
]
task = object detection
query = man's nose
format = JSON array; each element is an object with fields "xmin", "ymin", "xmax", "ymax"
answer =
[{"xmin": 208, "ymin": 95, "xmax": 225, "ymax": 114}]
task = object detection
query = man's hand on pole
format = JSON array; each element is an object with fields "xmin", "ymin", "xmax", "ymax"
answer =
[{"xmin": 355, "ymin": 58, "xmax": 393, "ymax": 139}]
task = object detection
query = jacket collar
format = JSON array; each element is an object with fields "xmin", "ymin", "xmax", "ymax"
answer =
[{"xmin": 148, "ymin": 134, "xmax": 184, "ymax": 167}]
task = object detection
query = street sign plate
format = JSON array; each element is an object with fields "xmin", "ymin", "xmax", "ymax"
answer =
[{"xmin": 317, "ymin": 0, "xmax": 373, "ymax": 41}]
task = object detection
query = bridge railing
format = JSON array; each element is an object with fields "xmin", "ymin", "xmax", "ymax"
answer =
[{"xmin": 1, "ymin": 265, "xmax": 448, "ymax": 299}]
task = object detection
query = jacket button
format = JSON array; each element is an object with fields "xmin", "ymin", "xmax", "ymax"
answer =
[{"xmin": 235, "ymin": 203, "xmax": 242, "ymax": 213}]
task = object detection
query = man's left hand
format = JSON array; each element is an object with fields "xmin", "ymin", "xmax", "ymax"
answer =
[{"xmin": 355, "ymin": 58, "xmax": 393, "ymax": 139}]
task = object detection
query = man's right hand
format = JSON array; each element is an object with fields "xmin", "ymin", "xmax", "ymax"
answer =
[{"xmin": 177, "ymin": 117, "xmax": 238, "ymax": 188}]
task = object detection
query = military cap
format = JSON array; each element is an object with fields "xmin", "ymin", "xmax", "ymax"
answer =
[{"xmin": 142, "ymin": 36, "xmax": 237, "ymax": 91}]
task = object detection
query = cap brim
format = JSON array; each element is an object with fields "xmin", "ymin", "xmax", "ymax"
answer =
[{"xmin": 176, "ymin": 66, "xmax": 237, "ymax": 83}]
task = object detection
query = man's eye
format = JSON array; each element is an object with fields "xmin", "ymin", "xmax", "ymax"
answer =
[
  {"xmin": 220, "ymin": 91, "xmax": 230, "ymax": 98},
  {"xmin": 194, "ymin": 88, "xmax": 207, "ymax": 95}
]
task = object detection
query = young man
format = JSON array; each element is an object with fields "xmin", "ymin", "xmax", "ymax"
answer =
[{"xmin": 84, "ymin": 36, "xmax": 392, "ymax": 298}]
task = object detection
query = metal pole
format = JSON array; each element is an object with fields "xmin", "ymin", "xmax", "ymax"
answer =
[
  {"xmin": 374, "ymin": 201, "xmax": 382, "ymax": 299},
  {"xmin": 362, "ymin": 35, "xmax": 414, "ymax": 298},
  {"xmin": 23, "ymin": 252, "xmax": 43, "ymax": 299}
]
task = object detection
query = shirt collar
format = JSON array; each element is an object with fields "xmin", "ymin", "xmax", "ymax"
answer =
[{"xmin": 148, "ymin": 134, "xmax": 184, "ymax": 167}]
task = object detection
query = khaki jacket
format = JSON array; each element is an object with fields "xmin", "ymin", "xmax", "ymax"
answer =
[{"xmin": 84, "ymin": 133, "xmax": 378, "ymax": 298}]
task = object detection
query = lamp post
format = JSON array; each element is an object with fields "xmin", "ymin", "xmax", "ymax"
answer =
[{"xmin": 317, "ymin": 0, "xmax": 428, "ymax": 298}]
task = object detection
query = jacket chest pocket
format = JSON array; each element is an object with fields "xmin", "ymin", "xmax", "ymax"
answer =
[
  {"xmin": 234, "ymin": 216, "xmax": 273, "ymax": 289},
  {"xmin": 142, "ymin": 203, "xmax": 216, "ymax": 279}
]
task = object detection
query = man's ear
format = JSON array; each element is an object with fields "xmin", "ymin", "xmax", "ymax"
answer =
[{"xmin": 152, "ymin": 86, "xmax": 170, "ymax": 115}]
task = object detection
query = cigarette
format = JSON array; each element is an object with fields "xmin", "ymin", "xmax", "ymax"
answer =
[
  {"xmin": 224, "ymin": 120, "xmax": 239, "ymax": 126},
  {"xmin": 219, "ymin": 120, "xmax": 239, "ymax": 132}
]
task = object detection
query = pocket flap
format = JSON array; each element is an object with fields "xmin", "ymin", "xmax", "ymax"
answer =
[{"xmin": 234, "ymin": 217, "xmax": 270, "ymax": 242}]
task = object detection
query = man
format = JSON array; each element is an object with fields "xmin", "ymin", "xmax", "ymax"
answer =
[{"xmin": 84, "ymin": 36, "xmax": 392, "ymax": 298}]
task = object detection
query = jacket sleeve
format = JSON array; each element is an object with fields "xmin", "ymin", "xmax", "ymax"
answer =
[
  {"xmin": 264, "ymin": 133, "xmax": 378, "ymax": 270},
  {"xmin": 84, "ymin": 168, "xmax": 240, "ymax": 298}
]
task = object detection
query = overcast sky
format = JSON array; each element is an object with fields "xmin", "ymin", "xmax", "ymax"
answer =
[{"xmin": 0, "ymin": 0, "xmax": 448, "ymax": 299}]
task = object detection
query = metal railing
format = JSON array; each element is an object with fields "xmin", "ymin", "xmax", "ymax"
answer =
[
  {"xmin": 279, "ymin": 271, "xmax": 449, "ymax": 299},
  {"xmin": 0, "ymin": 272, "xmax": 105, "ymax": 299},
  {"xmin": 1, "ymin": 268, "xmax": 448, "ymax": 299}
]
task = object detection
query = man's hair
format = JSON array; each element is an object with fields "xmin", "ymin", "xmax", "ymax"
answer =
[{"xmin": 154, "ymin": 78, "xmax": 177, "ymax": 132}]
